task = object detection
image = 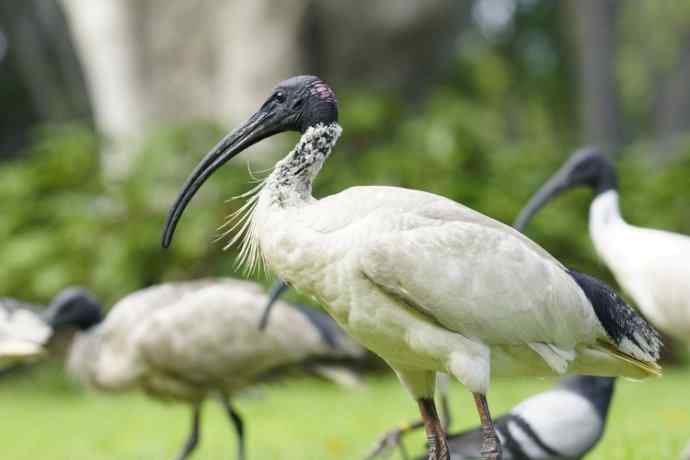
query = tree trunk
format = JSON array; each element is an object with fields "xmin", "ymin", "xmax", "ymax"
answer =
[
  {"xmin": 569, "ymin": 0, "xmax": 623, "ymax": 150},
  {"xmin": 60, "ymin": 0, "xmax": 464, "ymax": 176},
  {"xmin": 654, "ymin": 32, "xmax": 690, "ymax": 155}
]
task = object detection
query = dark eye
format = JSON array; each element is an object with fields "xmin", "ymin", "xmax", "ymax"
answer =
[{"xmin": 275, "ymin": 91, "xmax": 286, "ymax": 103}]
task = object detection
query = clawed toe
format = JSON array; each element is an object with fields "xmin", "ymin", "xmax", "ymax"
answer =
[
  {"xmin": 364, "ymin": 429, "xmax": 402, "ymax": 459},
  {"xmin": 480, "ymin": 445, "xmax": 502, "ymax": 460}
]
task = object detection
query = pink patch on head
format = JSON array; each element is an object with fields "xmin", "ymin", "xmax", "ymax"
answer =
[{"xmin": 309, "ymin": 81, "xmax": 337, "ymax": 104}]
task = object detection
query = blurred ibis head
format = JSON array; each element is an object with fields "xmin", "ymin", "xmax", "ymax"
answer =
[
  {"xmin": 45, "ymin": 287, "xmax": 102, "ymax": 331},
  {"xmin": 514, "ymin": 147, "xmax": 618, "ymax": 231}
]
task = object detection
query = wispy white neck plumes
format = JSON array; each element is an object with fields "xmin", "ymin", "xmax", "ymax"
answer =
[{"xmin": 218, "ymin": 122, "xmax": 342, "ymax": 274}]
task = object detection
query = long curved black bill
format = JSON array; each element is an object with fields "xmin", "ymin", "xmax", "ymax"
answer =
[
  {"xmin": 258, "ymin": 279, "xmax": 290, "ymax": 330},
  {"xmin": 162, "ymin": 110, "xmax": 273, "ymax": 248},
  {"xmin": 513, "ymin": 168, "xmax": 570, "ymax": 232}
]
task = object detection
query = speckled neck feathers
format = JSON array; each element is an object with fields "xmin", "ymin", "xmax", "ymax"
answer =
[
  {"xmin": 264, "ymin": 123, "xmax": 342, "ymax": 207},
  {"xmin": 219, "ymin": 123, "xmax": 341, "ymax": 274}
]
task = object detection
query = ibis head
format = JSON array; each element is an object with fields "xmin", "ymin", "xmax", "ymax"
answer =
[
  {"xmin": 514, "ymin": 147, "xmax": 618, "ymax": 231},
  {"xmin": 44, "ymin": 287, "xmax": 102, "ymax": 330},
  {"xmin": 161, "ymin": 75, "xmax": 338, "ymax": 248}
]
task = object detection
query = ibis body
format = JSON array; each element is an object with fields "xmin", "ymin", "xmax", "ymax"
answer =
[
  {"xmin": 162, "ymin": 76, "xmax": 661, "ymax": 460},
  {"xmin": 515, "ymin": 148, "xmax": 690, "ymax": 343},
  {"xmin": 62, "ymin": 278, "xmax": 362, "ymax": 460}
]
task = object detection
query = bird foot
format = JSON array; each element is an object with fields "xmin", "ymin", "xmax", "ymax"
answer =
[
  {"xmin": 480, "ymin": 451, "xmax": 501, "ymax": 460},
  {"xmin": 480, "ymin": 439, "xmax": 502, "ymax": 460},
  {"xmin": 363, "ymin": 426, "xmax": 405, "ymax": 459},
  {"xmin": 426, "ymin": 434, "xmax": 450, "ymax": 460},
  {"xmin": 426, "ymin": 446, "xmax": 450, "ymax": 460}
]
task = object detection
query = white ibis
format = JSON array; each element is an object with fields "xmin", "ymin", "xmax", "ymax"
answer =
[
  {"xmin": 161, "ymin": 75, "xmax": 662, "ymax": 460},
  {"xmin": 0, "ymin": 288, "xmax": 101, "ymax": 370},
  {"xmin": 515, "ymin": 148, "xmax": 690, "ymax": 344},
  {"xmin": 409, "ymin": 376, "xmax": 615, "ymax": 460},
  {"xmin": 56, "ymin": 278, "xmax": 363, "ymax": 460}
]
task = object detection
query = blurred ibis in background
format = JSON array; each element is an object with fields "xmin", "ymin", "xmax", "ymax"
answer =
[
  {"xmin": 52, "ymin": 278, "xmax": 363, "ymax": 460},
  {"xmin": 0, "ymin": 288, "xmax": 100, "ymax": 370},
  {"xmin": 515, "ymin": 148, "xmax": 690, "ymax": 344},
  {"xmin": 365, "ymin": 376, "xmax": 615, "ymax": 460},
  {"xmin": 161, "ymin": 75, "xmax": 661, "ymax": 460},
  {"xmin": 407, "ymin": 376, "xmax": 615, "ymax": 460}
]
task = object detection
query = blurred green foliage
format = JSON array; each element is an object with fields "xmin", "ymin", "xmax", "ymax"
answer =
[{"xmin": 1, "ymin": 80, "xmax": 689, "ymax": 310}]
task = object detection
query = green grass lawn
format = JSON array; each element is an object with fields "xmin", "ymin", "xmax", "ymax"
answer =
[{"xmin": 1, "ymin": 364, "xmax": 688, "ymax": 460}]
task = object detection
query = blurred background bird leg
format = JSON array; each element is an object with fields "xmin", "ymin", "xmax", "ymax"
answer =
[
  {"xmin": 219, "ymin": 392, "xmax": 245, "ymax": 460},
  {"xmin": 175, "ymin": 403, "xmax": 201, "ymax": 460}
]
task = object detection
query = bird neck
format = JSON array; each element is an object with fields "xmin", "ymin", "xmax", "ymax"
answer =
[
  {"xmin": 589, "ymin": 190, "xmax": 625, "ymax": 232},
  {"xmin": 589, "ymin": 190, "xmax": 627, "ymax": 269},
  {"xmin": 263, "ymin": 123, "xmax": 342, "ymax": 208},
  {"xmin": 593, "ymin": 164, "xmax": 618, "ymax": 195},
  {"xmin": 225, "ymin": 123, "xmax": 340, "ymax": 275},
  {"xmin": 559, "ymin": 376, "xmax": 616, "ymax": 420}
]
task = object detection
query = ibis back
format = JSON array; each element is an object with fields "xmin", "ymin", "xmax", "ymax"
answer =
[{"xmin": 67, "ymin": 279, "xmax": 363, "ymax": 401}]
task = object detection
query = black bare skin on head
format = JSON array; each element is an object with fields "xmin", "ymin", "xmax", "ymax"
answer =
[
  {"xmin": 563, "ymin": 148, "xmax": 618, "ymax": 195},
  {"xmin": 267, "ymin": 75, "xmax": 338, "ymax": 133},
  {"xmin": 46, "ymin": 288, "xmax": 102, "ymax": 331}
]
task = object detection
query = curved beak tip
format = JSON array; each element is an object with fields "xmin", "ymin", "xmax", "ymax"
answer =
[{"xmin": 161, "ymin": 225, "xmax": 174, "ymax": 248}]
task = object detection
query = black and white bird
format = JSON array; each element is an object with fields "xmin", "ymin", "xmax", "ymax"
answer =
[
  {"xmin": 161, "ymin": 75, "xmax": 662, "ymax": 460},
  {"xmin": 515, "ymin": 148, "xmax": 690, "ymax": 344},
  {"xmin": 0, "ymin": 288, "xmax": 101, "ymax": 370},
  {"xmin": 410, "ymin": 376, "xmax": 615, "ymax": 460},
  {"xmin": 57, "ymin": 278, "xmax": 363, "ymax": 460}
]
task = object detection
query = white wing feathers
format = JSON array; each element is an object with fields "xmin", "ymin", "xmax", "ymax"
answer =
[{"xmin": 359, "ymin": 209, "xmax": 601, "ymax": 348}]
